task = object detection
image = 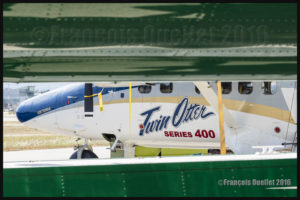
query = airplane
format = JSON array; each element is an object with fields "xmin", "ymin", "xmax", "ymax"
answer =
[{"xmin": 15, "ymin": 80, "xmax": 297, "ymax": 159}]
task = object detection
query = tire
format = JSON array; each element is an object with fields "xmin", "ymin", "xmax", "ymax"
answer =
[{"xmin": 70, "ymin": 150, "xmax": 98, "ymax": 159}]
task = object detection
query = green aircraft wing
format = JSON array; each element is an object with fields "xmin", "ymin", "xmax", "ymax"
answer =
[{"xmin": 3, "ymin": 3, "xmax": 297, "ymax": 82}]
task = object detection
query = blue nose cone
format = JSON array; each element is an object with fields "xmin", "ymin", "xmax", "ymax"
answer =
[{"xmin": 16, "ymin": 100, "xmax": 35, "ymax": 123}]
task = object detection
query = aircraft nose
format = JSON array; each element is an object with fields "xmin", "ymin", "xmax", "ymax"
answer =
[{"xmin": 16, "ymin": 101, "xmax": 34, "ymax": 123}]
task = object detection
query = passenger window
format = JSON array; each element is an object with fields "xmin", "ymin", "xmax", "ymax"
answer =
[
  {"xmin": 238, "ymin": 82, "xmax": 253, "ymax": 94},
  {"xmin": 138, "ymin": 85, "xmax": 151, "ymax": 94},
  {"xmin": 160, "ymin": 83, "xmax": 173, "ymax": 93},
  {"xmin": 221, "ymin": 82, "xmax": 232, "ymax": 94},
  {"xmin": 262, "ymin": 81, "xmax": 276, "ymax": 94},
  {"xmin": 195, "ymin": 86, "xmax": 200, "ymax": 94}
]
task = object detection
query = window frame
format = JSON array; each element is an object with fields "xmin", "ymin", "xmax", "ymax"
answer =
[
  {"xmin": 238, "ymin": 82, "xmax": 253, "ymax": 95},
  {"xmin": 262, "ymin": 81, "xmax": 276, "ymax": 95},
  {"xmin": 221, "ymin": 82, "xmax": 232, "ymax": 94},
  {"xmin": 160, "ymin": 83, "xmax": 173, "ymax": 94},
  {"xmin": 138, "ymin": 85, "xmax": 152, "ymax": 94}
]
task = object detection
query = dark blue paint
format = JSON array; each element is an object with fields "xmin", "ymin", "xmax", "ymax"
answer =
[
  {"xmin": 16, "ymin": 84, "xmax": 135, "ymax": 123},
  {"xmin": 138, "ymin": 97, "xmax": 215, "ymax": 136}
]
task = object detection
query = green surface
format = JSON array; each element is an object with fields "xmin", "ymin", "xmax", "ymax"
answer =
[
  {"xmin": 3, "ymin": 158, "xmax": 297, "ymax": 197},
  {"xmin": 3, "ymin": 3, "xmax": 297, "ymax": 82},
  {"xmin": 3, "ymin": 3, "xmax": 296, "ymax": 48},
  {"xmin": 3, "ymin": 56, "xmax": 297, "ymax": 82}
]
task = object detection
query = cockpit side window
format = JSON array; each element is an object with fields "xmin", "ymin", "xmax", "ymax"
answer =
[
  {"xmin": 160, "ymin": 83, "xmax": 173, "ymax": 93},
  {"xmin": 221, "ymin": 82, "xmax": 232, "ymax": 94},
  {"xmin": 262, "ymin": 81, "xmax": 276, "ymax": 95},
  {"xmin": 238, "ymin": 82, "xmax": 253, "ymax": 94},
  {"xmin": 138, "ymin": 85, "xmax": 152, "ymax": 94}
]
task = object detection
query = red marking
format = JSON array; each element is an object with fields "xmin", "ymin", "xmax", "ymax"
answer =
[
  {"xmin": 164, "ymin": 130, "xmax": 193, "ymax": 138},
  {"xmin": 274, "ymin": 127, "xmax": 281, "ymax": 133},
  {"xmin": 139, "ymin": 124, "xmax": 144, "ymax": 129},
  {"xmin": 195, "ymin": 129, "xmax": 215, "ymax": 138},
  {"xmin": 208, "ymin": 130, "xmax": 216, "ymax": 138},
  {"xmin": 195, "ymin": 129, "xmax": 201, "ymax": 138},
  {"xmin": 67, "ymin": 100, "xmax": 70, "ymax": 104},
  {"xmin": 202, "ymin": 130, "xmax": 208, "ymax": 138}
]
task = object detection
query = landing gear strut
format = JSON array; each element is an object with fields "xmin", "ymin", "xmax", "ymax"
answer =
[{"xmin": 70, "ymin": 138, "xmax": 98, "ymax": 159}]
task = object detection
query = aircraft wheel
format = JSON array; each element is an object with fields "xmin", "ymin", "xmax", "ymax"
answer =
[{"xmin": 70, "ymin": 150, "xmax": 98, "ymax": 159}]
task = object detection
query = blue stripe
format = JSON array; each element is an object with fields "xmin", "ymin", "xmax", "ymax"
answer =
[{"xmin": 16, "ymin": 84, "xmax": 135, "ymax": 123}]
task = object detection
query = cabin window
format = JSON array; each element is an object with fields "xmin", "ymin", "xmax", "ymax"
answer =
[
  {"xmin": 160, "ymin": 83, "xmax": 173, "ymax": 93},
  {"xmin": 262, "ymin": 81, "xmax": 276, "ymax": 94},
  {"xmin": 195, "ymin": 86, "xmax": 200, "ymax": 94},
  {"xmin": 238, "ymin": 82, "xmax": 253, "ymax": 94},
  {"xmin": 138, "ymin": 85, "xmax": 151, "ymax": 94},
  {"xmin": 120, "ymin": 93, "xmax": 124, "ymax": 98},
  {"xmin": 221, "ymin": 82, "xmax": 232, "ymax": 94}
]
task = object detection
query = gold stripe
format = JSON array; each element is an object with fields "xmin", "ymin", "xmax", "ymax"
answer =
[
  {"xmin": 217, "ymin": 82, "xmax": 226, "ymax": 155},
  {"xmin": 222, "ymin": 99, "xmax": 296, "ymax": 124},
  {"xmin": 84, "ymin": 94, "xmax": 98, "ymax": 98},
  {"xmin": 103, "ymin": 97, "xmax": 210, "ymax": 105},
  {"xmin": 102, "ymin": 96, "xmax": 295, "ymax": 124},
  {"xmin": 98, "ymin": 92, "xmax": 103, "ymax": 111},
  {"xmin": 129, "ymin": 82, "xmax": 132, "ymax": 158},
  {"xmin": 129, "ymin": 83, "xmax": 132, "ymax": 130}
]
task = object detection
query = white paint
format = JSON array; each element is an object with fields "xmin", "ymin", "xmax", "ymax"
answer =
[{"xmin": 4, "ymin": 153, "xmax": 296, "ymax": 169}]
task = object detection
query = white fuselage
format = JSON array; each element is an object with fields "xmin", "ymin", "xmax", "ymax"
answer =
[{"xmin": 19, "ymin": 81, "xmax": 297, "ymax": 154}]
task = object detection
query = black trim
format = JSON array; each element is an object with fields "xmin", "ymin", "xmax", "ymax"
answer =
[{"xmin": 84, "ymin": 83, "xmax": 93, "ymax": 112}]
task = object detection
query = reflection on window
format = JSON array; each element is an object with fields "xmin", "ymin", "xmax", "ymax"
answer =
[
  {"xmin": 238, "ymin": 82, "xmax": 253, "ymax": 94},
  {"xmin": 160, "ymin": 83, "xmax": 173, "ymax": 93},
  {"xmin": 195, "ymin": 86, "xmax": 200, "ymax": 94},
  {"xmin": 262, "ymin": 81, "xmax": 276, "ymax": 94},
  {"xmin": 138, "ymin": 85, "xmax": 151, "ymax": 94},
  {"xmin": 221, "ymin": 82, "xmax": 232, "ymax": 94}
]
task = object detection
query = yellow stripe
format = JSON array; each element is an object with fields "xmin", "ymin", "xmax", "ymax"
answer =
[
  {"xmin": 71, "ymin": 96, "xmax": 294, "ymax": 125},
  {"xmin": 222, "ymin": 99, "xmax": 296, "ymax": 124},
  {"xmin": 97, "ymin": 88, "xmax": 104, "ymax": 111},
  {"xmin": 102, "ymin": 96, "xmax": 295, "ymax": 124},
  {"xmin": 98, "ymin": 92, "xmax": 103, "ymax": 111},
  {"xmin": 84, "ymin": 94, "xmax": 98, "ymax": 98},
  {"xmin": 104, "ymin": 97, "xmax": 209, "ymax": 105},
  {"xmin": 129, "ymin": 82, "xmax": 132, "ymax": 158},
  {"xmin": 217, "ymin": 82, "xmax": 226, "ymax": 155},
  {"xmin": 129, "ymin": 82, "xmax": 132, "ymax": 128}
]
